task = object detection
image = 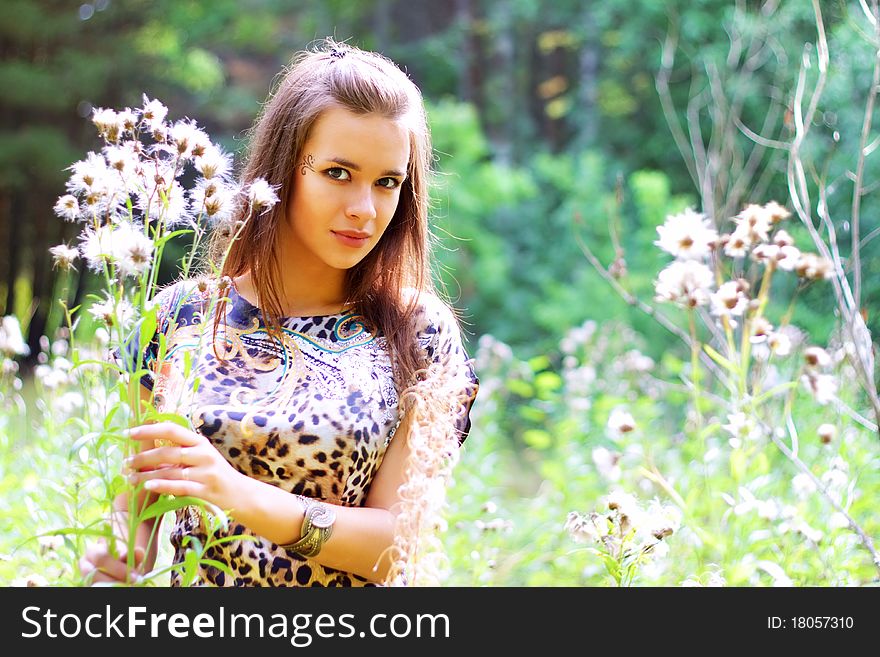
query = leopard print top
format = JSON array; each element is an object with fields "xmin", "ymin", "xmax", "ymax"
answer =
[{"xmin": 128, "ymin": 280, "xmax": 477, "ymax": 587}]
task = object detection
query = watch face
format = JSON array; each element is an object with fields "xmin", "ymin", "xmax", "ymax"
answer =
[{"xmin": 311, "ymin": 505, "xmax": 336, "ymax": 529}]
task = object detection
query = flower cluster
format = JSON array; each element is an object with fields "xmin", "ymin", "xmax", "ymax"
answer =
[
  {"xmin": 653, "ymin": 203, "xmax": 833, "ymax": 314},
  {"xmin": 49, "ymin": 95, "xmax": 279, "ymax": 285},
  {"xmin": 565, "ymin": 490, "xmax": 681, "ymax": 584}
]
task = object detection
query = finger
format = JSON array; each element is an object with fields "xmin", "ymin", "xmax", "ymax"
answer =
[
  {"xmin": 128, "ymin": 422, "xmax": 203, "ymax": 448},
  {"xmin": 126, "ymin": 445, "xmax": 193, "ymax": 472},
  {"xmin": 143, "ymin": 476, "xmax": 201, "ymax": 497},
  {"xmin": 130, "ymin": 464, "xmax": 190, "ymax": 486},
  {"xmin": 89, "ymin": 553, "xmax": 132, "ymax": 583}
]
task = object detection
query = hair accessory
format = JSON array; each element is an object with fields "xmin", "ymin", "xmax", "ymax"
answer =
[
  {"xmin": 280, "ymin": 494, "xmax": 336, "ymax": 558},
  {"xmin": 328, "ymin": 47, "xmax": 347, "ymax": 61}
]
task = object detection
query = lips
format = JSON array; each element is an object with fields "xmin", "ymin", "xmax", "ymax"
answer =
[{"xmin": 332, "ymin": 230, "xmax": 371, "ymax": 248}]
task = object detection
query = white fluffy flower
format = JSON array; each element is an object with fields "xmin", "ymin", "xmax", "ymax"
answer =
[
  {"xmin": 103, "ymin": 142, "xmax": 141, "ymax": 190},
  {"xmin": 564, "ymin": 511, "xmax": 609, "ymax": 544},
  {"xmin": 78, "ymin": 224, "xmax": 116, "ymax": 271},
  {"xmin": 792, "ymin": 472, "xmax": 817, "ymax": 499},
  {"xmin": 763, "ymin": 201, "xmax": 791, "ymax": 223},
  {"xmin": 141, "ymin": 95, "xmax": 168, "ymax": 130},
  {"xmin": 88, "ymin": 296, "xmax": 135, "ymax": 329},
  {"xmin": 801, "ymin": 372, "xmax": 836, "ymax": 405},
  {"xmin": 710, "ymin": 281, "xmax": 748, "ymax": 322},
  {"xmin": 655, "ymin": 260, "xmax": 714, "ymax": 308},
  {"xmin": 605, "ymin": 490, "xmax": 641, "ymax": 519},
  {"xmin": 111, "ymin": 223, "xmax": 154, "ymax": 277},
  {"xmin": 190, "ymin": 179, "xmax": 238, "ymax": 224},
  {"xmin": 607, "ymin": 408, "xmax": 636, "ymax": 435},
  {"xmin": 723, "ymin": 229, "xmax": 751, "ymax": 258},
  {"xmin": 735, "ymin": 204, "xmax": 772, "ymax": 244},
  {"xmin": 194, "ymin": 145, "xmax": 232, "ymax": 180},
  {"xmin": 0, "ymin": 316, "xmax": 29, "ymax": 357},
  {"xmin": 817, "ymin": 423, "xmax": 836, "ymax": 444},
  {"xmin": 92, "ymin": 107, "xmax": 124, "ymax": 142},
  {"xmin": 592, "ymin": 446, "xmax": 621, "ymax": 482},
  {"xmin": 804, "ymin": 346, "xmax": 831, "ymax": 369},
  {"xmin": 246, "ymin": 178, "xmax": 281, "ymax": 215},
  {"xmin": 49, "ymin": 244, "xmax": 79, "ymax": 271},
  {"xmin": 767, "ymin": 331, "xmax": 792, "ymax": 356},
  {"xmin": 53, "ymin": 194, "xmax": 80, "ymax": 221},
  {"xmin": 138, "ymin": 180, "xmax": 189, "ymax": 227},
  {"xmin": 794, "ymin": 253, "xmax": 834, "ymax": 280},
  {"xmin": 170, "ymin": 119, "xmax": 211, "ymax": 160},
  {"xmin": 655, "ymin": 208, "xmax": 718, "ymax": 260}
]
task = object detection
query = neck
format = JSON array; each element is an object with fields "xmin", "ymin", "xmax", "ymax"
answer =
[{"xmin": 236, "ymin": 247, "xmax": 349, "ymax": 317}]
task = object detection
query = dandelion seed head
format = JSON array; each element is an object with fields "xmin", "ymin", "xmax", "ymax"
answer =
[
  {"xmin": 191, "ymin": 179, "xmax": 238, "ymax": 224},
  {"xmin": 773, "ymin": 229, "xmax": 795, "ymax": 247},
  {"xmin": 137, "ymin": 180, "xmax": 189, "ymax": 227}
]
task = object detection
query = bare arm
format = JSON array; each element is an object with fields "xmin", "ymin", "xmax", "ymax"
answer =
[{"xmin": 126, "ymin": 412, "xmax": 416, "ymax": 583}]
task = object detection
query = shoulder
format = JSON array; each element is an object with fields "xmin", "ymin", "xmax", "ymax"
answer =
[
  {"xmin": 403, "ymin": 289, "xmax": 473, "ymax": 365},
  {"xmin": 406, "ymin": 289, "xmax": 461, "ymax": 341}
]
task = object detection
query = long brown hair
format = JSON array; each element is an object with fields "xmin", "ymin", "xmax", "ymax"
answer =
[{"xmin": 207, "ymin": 39, "xmax": 436, "ymax": 388}]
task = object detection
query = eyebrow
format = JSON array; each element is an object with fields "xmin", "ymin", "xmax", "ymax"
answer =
[{"xmin": 327, "ymin": 157, "xmax": 406, "ymax": 179}]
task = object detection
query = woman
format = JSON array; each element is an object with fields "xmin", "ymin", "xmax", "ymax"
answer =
[{"xmin": 79, "ymin": 40, "xmax": 478, "ymax": 586}]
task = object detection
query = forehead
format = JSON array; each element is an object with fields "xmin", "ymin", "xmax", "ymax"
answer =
[{"xmin": 305, "ymin": 106, "xmax": 410, "ymax": 171}]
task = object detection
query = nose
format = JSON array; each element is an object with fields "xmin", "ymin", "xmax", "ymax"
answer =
[{"xmin": 345, "ymin": 185, "xmax": 377, "ymax": 223}]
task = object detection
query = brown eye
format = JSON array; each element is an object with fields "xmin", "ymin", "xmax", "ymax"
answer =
[
  {"xmin": 377, "ymin": 177, "xmax": 400, "ymax": 189},
  {"xmin": 326, "ymin": 167, "xmax": 350, "ymax": 181}
]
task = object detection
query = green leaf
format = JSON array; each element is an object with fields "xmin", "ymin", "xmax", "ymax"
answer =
[
  {"xmin": 199, "ymin": 558, "xmax": 234, "ymax": 576},
  {"xmin": 138, "ymin": 304, "xmax": 158, "ymax": 355},
  {"xmin": 140, "ymin": 495, "xmax": 203, "ymax": 520},
  {"xmin": 181, "ymin": 548, "xmax": 200, "ymax": 587},
  {"xmin": 702, "ymin": 343, "xmax": 739, "ymax": 374}
]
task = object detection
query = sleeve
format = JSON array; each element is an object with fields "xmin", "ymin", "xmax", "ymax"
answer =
[
  {"xmin": 420, "ymin": 295, "xmax": 479, "ymax": 444},
  {"xmin": 117, "ymin": 281, "xmax": 186, "ymax": 392}
]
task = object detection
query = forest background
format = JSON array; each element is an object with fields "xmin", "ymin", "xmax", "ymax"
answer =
[{"xmin": 2, "ymin": 0, "xmax": 879, "ymax": 587}]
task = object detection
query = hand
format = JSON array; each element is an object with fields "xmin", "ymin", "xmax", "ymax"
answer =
[
  {"xmin": 125, "ymin": 421, "xmax": 245, "ymax": 511},
  {"xmin": 79, "ymin": 539, "xmax": 145, "ymax": 585}
]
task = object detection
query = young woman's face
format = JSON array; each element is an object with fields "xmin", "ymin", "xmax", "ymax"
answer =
[{"xmin": 286, "ymin": 106, "xmax": 410, "ymax": 275}]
